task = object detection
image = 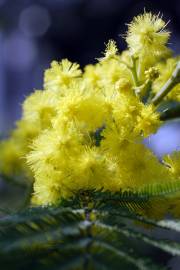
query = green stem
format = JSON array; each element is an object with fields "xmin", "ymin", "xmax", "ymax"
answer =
[
  {"xmin": 131, "ymin": 56, "xmax": 139, "ymax": 86},
  {"xmin": 152, "ymin": 61, "xmax": 180, "ymax": 106},
  {"xmin": 115, "ymin": 56, "xmax": 139, "ymax": 86}
]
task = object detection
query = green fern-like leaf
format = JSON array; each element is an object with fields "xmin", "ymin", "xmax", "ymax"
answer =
[{"xmin": 1, "ymin": 181, "xmax": 180, "ymax": 270}]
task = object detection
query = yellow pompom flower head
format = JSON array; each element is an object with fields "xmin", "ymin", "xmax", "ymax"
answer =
[
  {"xmin": 99, "ymin": 40, "xmax": 118, "ymax": 61},
  {"xmin": 44, "ymin": 59, "xmax": 82, "ymax": 91},
  {"xmin": 0, "ymin": 11, "xmax": 180, "ymax": 207},
  {"xmin": 126, "ymin": 12, "xmax": 170, "ymax": 59}
]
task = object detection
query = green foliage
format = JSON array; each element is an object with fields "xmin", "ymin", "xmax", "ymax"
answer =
[{"xmin": 1, "ymin": 181, "xmax": 180, "ymax": 269}]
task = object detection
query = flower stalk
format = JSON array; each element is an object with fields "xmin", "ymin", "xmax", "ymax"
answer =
[
  {"xmin": 130, "ymin": 56, "xmax": 139, "ymax": 86},
  {"xmin": 152, "ymin": 61, "xmax": 180, "ymax": 106}
]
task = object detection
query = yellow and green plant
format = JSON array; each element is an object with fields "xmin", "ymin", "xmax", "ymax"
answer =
[{"xmin": 0, "ymin": 12, "xmax": 180, "ymax": 270}]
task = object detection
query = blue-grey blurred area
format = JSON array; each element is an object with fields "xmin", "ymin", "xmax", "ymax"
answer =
[{"xmin": 0, "ymin": 0, "xmax": 179, "ymax": 156}]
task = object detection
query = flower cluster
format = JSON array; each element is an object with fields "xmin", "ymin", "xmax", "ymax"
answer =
[{"xmin": 0, "ymin": 12, "xmax": 179, "ymax": 205}]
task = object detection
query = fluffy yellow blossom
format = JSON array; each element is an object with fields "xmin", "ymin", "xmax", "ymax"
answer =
[
  {"xmin": 0, "ymin": 138, "xmax": 24, "ymax": 177},
  {"xmin": 27, "ymin": 128, "xmax": 121, "ymax": 205},
  {"xmin": 27, "ymin": 80, "xmax": 163, "ymax": 205},
  {"xmin": 0, "ymin": 120, "xmax": 40, "ymax": 179},
  {"xmin": 126, "ymin": 12, "xmax": 170, "ymax": 60},
  {"xmin": 83, "ymin": 45, "xmax": 132, "ymax": 90},
  {"xmin": 23, "ymin": 90, "xmax": 58, "ymax": 129},
  {"xmin": 54, "ymin": 92, "xmax": 109, "ymax": 131},
  {"xmin": 44, "ymin": 59, "xmax": 82, "ymax": 91},
  {"xmin": 13, "ymin": 120, "xmax": 40, "ymax": 143},
  {"xmin": 163, "ymin": 152, "xmax": 180, "ymax": 179},
  {"xmin": 162, "ymin": 152, "xmax": 180, "ymax": 217},
  {"xmin": 99, "ymin": 58, "xmax": 132, "ymax": 87},
  {"xmin": 100, "ymin": 40, "xmax": 118, "ymax": 61},
  {"xmin": 114, "ymin": 142, "xmax": 173, "ymax": 189},
  {"xmin": 0, "ymin": 11, "xmax": 179, "ymax": 205},
  {"xmin": 115, "ymin": 78, "xmax": 132, "ymax": 93},
  {"xmin": 134, "ymin": 105, "xmax": 161, "ymax": 137},
  {"xmin": 83, "ymin": 64, "xmax": 101, "ymax": 87}
]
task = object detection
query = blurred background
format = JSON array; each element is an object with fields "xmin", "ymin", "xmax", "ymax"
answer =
[{"xmin": 0, "ymin": 0, "xmax": 179, "ymax": 156}]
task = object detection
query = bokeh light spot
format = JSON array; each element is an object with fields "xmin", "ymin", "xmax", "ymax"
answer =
[{"xmin": 19, "ymin": 5, "xmax": 51, "ymax": 37}]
